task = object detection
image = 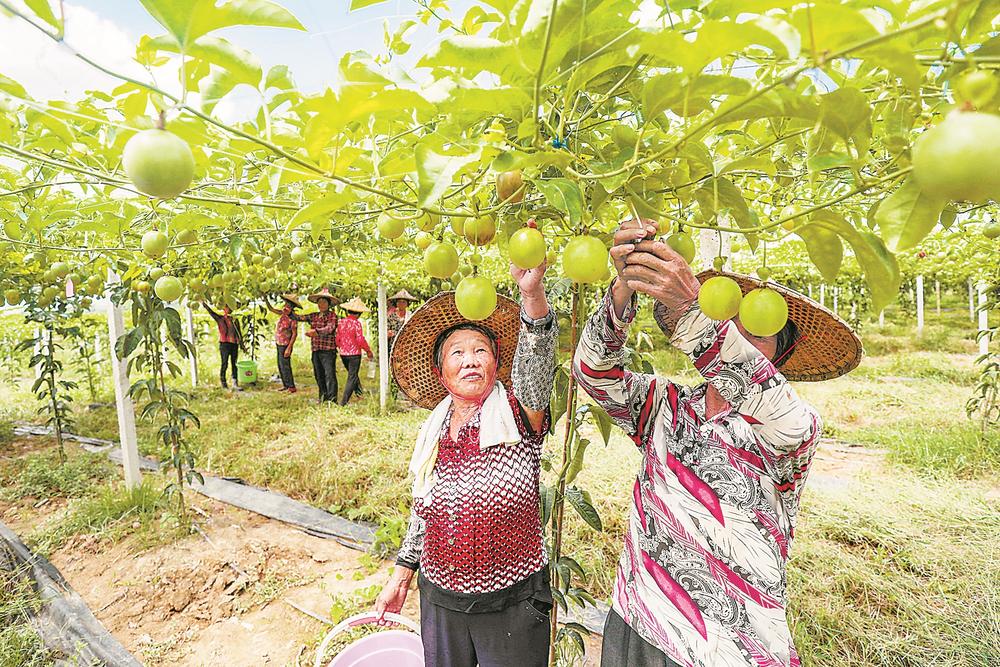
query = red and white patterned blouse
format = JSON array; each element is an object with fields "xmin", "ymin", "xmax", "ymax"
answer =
[
  {"xmin": 573, "ymin": 288, "xmax": 821, "ymax": 667},
  {"xmin": 275, "ymin": 313, "xmax": 297, "ymax": 346},
  {"xmin": 336, "ymin": 315, "xmax": 372, "ymax": 356},
  {"xmin": 291, "ymin": 310, "xmax": 338, "ymax": 351}
]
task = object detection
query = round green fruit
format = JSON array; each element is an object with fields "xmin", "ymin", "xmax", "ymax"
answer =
[
  {"xmin": 666, "ymin": 232, "xmax": 695, "ymax": 264},
  {"xmin": 450, "ymin": 217, "xmax": 465, "ymax": 236},
  {"xmin": 175, "ymin": 228, "xmax": 198, "ymax": 244},
  {"xmin": 455, "ymin": 275, "xmax": 498, "ymax": 321},
  {"xmin": 441, "ymin": 281, "xmax": 452, "ymax": 290},
  {"xmin": 415, "ymin": 231, "xmax": 433, "ymax": 250},
  {"xmin": 37, "ymin": 294, "xmax": 53, "ymax": 308},
  {"xmin": 509, "ymin": 227, "xmax": 546, "ymax": 269},
  {"xmin": 756, "ymin": 267, "xmax": 772, "ymax": 281},
  {"xmin": 3, "ymin": 219, "xmax": 22, "ymax": 240},
  {"xmin": 378, "ymin": 213, "xmax": 405, "ymax": 240},
  {"xmin": 496, "ymin": 171, "xmax": 525, "ymax": 204},
  {"xmin": 133, "ymin": 280, "xmax": 151, "ymax": 293},
  {"xmin": 4, "ymin": 289, "xmax": 19, "ymax": 305},
  {"xmin": 698, "ymin": 276, "xmax": 742, "ymax": 321},
  {"xmin": 464, "ymin": 215, "xmax": 497, "ymax": 246},
  {"xmin": 562, "ymin": 236, "xmax": 609, "ymax": 284},
  {"xmin": 42, "ymin": 286, "xmax": 59, "ymax": 300},
  {"xmin": 51, "ymin": 262, "xmax": 70, "ymax": 278},
  {"xmin": 780, "ymin": 205, "xmax": 799, "ymax": 231},
  {"xmin": 713, "ymin": 256, "xmax": 726, "ymax": 271},
  {"xmin": 291, "ymin": 246, "xmax": 308, "ymax": 263},
  {"xmin": 154, "ymin": 276, "xmax": 183, "ymax": 302},
  {"xmin": 984, "ymin": 222, "xmax": 1000, "ymax": 239},
  {"xmin": 955, "ymin": 70, "xmax": 998, "ymax": 108},
  {"xmin": 470, "ymin": 253, "xmax": 483, "ymax": 266},
  {"xmin": 424, "ymin": 242, "xmax": 459, "ymax": 279},
  {"xmin": 141, "ymin": 230, "xmax": 169, "ymax": 259},
  {"xmin": 122, "ymin": 129, "xmax": 195, "ymax": 199},
  {"xmin": 738, "ymin": 288, "xmax": 788, "ymax": 337},
  {"xmin": 912, "ymin": 111, "xmax": 1000, "ymax": 203},
  {"xmin": 416, "ymin": 212, "xmax": 440, "ymax": 232},
  {"xmin": 148, "ymin": 267, "xmax": 165, "ymax": 281}
]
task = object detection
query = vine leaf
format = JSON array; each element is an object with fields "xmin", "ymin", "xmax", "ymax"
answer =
[
  {"xmin": 138, "ymin": 0, "xmax": 304, "ymax": 50},
  {"xmin": 414, "ymin": 144, "xmax": 482, "ymax": 209},
  {"xmin": 566, "ymin": 487, "xmax": 602, "ymax": 532},
  {"xmin": 533, "ymin": 178, "xmax": 584, "ymax": 226},
  {"xmin": 795, "ymin": 224, "xmax": 843, "ymax": 283},
  {"xmin": 25, "ymin": 0, "xmax": 60, "ymax": 32},
  {"xmin": 875, "ymin": 176, "xmax": 946, "ymax": 252}
]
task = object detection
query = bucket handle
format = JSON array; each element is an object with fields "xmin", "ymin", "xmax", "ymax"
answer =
[{"xmin": 314, "ymin": 612, "xmax": 420, "ymax": 667}]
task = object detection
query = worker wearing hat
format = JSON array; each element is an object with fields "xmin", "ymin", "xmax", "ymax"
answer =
[
  {"xmin": 336, "ymin": 297, "xmax": 374, "ymax": 405},
  {"xmin": 265, "ymin": 294, "xmax": 303, "ymax": 393},
  {"xmin": 290, "ymin": 287, "xmax": 340, "ymax": 403},
  {"xmin": 574, "ymin": 218, "xmax": 862, "ymax": 667},
  {"xmin": 387, "ymin": 289, "xmax": 419, "ymax": 351}
]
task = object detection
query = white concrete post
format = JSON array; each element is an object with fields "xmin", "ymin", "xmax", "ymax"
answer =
[
  {"xmin": 808, "ymin": 285, "xmax": 813, "ymax": 299},
  {"xmin": 377, "ymin": 283, "xmax": 389, "ymax": 412},
  {"xmin": 833, "ymin": 287, "xmax": 839, "ymax": 314},
  {"xmin": 935, "ymin": 280, "xmax": 941, "ymax": 316},
  {"xmin": 819, "ymin": 285, "xmax": 826, "ymax": 307},
  {"xmin": 93, "ymin": 331, "xmax": 103, "ymax": 361},
  {"xmin": 879, "ymin": 310, "xmax": 885, "ymax": 327},
  {"xmin": 105, "ymin": 272, "xmax": 142, "ymax": 489},
  {"xmin": 978, "ymin": 281, "xmax": 989, "ymax": 358},
  {"xmin": 916, "ymin": 275, "xmax": 925, "ymax": 333},
  {"xmin": 969, "ymin": 278, "xmax": 975, "ymax": 321},
  {"xmin": 185, "ymin": 303, "xmax": 199, "ymax": 388}
]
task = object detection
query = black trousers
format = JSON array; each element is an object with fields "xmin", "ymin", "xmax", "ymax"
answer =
[
  {"xmin": 339, "ymin": 354, "xmax": 362, "ymax": 405},
  {"xmin": 276, "ymin": 344, "xmax": 295, "ymax": 389},
  {"xmin": 601, "ymin": 609, "xmax": 681, "ymax": 667},
  {"xmin": 419, "ymin": 594, "xmax": 550, "ymax": 667},
  {"xmin": 311, "ymin": 349, "xmax": 338, "ymax": 401},
  {"xmin": 219, "ymin": 342, "xmax": 238, "ymax": 387}
]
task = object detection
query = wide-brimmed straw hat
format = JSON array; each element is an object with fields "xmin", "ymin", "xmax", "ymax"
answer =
[
  {"xmin": 696, "ymin": 270, "xmax": 862, "ymax": 382},
  {"xmin": 390, "ymin": 289, "xmax": 419, "ymax": 302},
  {"xmin": 391, "ymin": 292, "xmax": 520, "ymax": 409},
  {"xmin": 308, "ymin": 287, "xmax": 337, "ymax": 305},
  {"xmin": 281, "ymin": 293, "xmax": 303, "ymax": 309},
  {"xmin": 340, "ymin": 297, "xmax": 370, "ymax": 314}
]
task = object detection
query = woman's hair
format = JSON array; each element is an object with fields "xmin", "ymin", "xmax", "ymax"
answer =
[
  {"xmin": 773, "ymin": 318, "xmax": 800, "ymax": 368},
  {"xmin": 432, "ymin": 323, "xmax": 498, "ymax": 369}
]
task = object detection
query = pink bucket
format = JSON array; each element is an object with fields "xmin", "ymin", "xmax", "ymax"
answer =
[{"xmin": 315, "ymin": 612, "xmax": 423, "ymax": 667}]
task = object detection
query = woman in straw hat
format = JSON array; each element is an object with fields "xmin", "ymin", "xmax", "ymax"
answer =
[
  {"xmin": 290, "ymin": 287, "xmax": 339, "ymax": 403},
  {"xmin": 265, "ymin": 294, "xmax": 303, "ymax": 393},
  {"xmin": 387, "ymin": 288, "xmax": 419, "ymax": 350},
  {"xmin": 336, "ymin": 297, "xmax": 374, "ymax": 405},
  {"xmin": 573, "ymin": 219, "xmax": 861, "ymax": 667},
  {"xmin": 374, "ymin": 262, "xmax": 558, "ymax": 666}
]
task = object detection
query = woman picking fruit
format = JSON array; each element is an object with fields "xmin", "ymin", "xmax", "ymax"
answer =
[
  {"xmin": 386, "ymin": 288, "xmax": 419, "ymax": 350},
  {"xmin": 290, "ymin": 287, "xmax": 340, "ymax": 403},
  {"xmin": 202, "ymin": 301, "xmax": 244, "ymax": 391},
  {"xmin": 264, "ymin": 294, "xmax": 302, "ymax": 394},
  {"xmin": 374, "ymin": 260, "xmax": 557, "ymax": 666},
  {"xmin": 335, "ymin": 297, "xmax": 374, "ymax": 405},
  {"xmin": 573, "ymin": 218, "xmax": 861, "ymax": 667}
]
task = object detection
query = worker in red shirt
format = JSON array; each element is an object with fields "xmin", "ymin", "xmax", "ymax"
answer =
[
  {"xmin": 203, "ymin": 302, "xmax": 243, "ymax": 390},
  {"xmin": 336, "ymin": 297, "xmax": 373, "ymax": 405},
  {"xmin": 291, "ymin": 287, "xmax": 340, "ymax": 403}
]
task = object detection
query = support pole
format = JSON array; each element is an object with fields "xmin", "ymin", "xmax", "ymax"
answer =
[
  {"xmin": 916, "ymin": 275, "xmax": 925, "ymax": 334},
  {"xmin": 935, "ymin": 280, "xmax": 941, "ymax": 316},
  {"xmin": 833, "ymin": 287, "xmax": 839, "ymax": 314},
  {"xmin": 978, "ymin": 281, "xmax": 989, "ymax": 358},
  {"xmin": 969, "ymin": 278, "xmax": 975, "ymax": 321},
  {"xmin": 879, "ymin": 310, "xmax": 885, "ymax": 327},
  {"xmin": 93, "ymin": 331, "xmax": 103, "ymax": 361},
  {"xmin": 377, "ymin": 282, "xmax": 389, "ymax": 412},
  {"xmin": 819, "ymin": 284, "xmax": 825, "ymax": 307},
  {"xmin": 105, "ymin": 272, "xmax": 141, "ymax": 489},
  {"xmin": 808, "ymin": 284, "xmax": 813, "ymax": 299},
  {"xmin": 185, "ymin": 303, "xmax": 199, "ymax": 388},
  {"xmin": 33, "ymin": 327, "xmax": 44, "ymax": 381}
]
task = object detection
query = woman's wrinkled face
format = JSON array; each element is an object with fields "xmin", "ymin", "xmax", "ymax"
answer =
[
  {"xmin": 318, "ymin": 298, "xmax": 330, "ymax": 312},
  {"xmin": 438, "ymin": 330, "xmax": 496, "ymax": 400},
  {"xmin": 733, "ymin": 317, "xmax": 778, "ymax": 362},
  {"xmin": 282, "ymin": 305, "xmax": 292, "ymax": 315}
]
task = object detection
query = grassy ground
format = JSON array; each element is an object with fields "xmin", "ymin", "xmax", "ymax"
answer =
[{"xmin": 1, "ymin": 292, "xmax": 998, "ymax": 666}]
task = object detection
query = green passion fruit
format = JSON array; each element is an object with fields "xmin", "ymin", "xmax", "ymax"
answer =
[
  {"xmin": 698, "ymin": 276, "xmax": 742, "ymax": 320},
  {"xmin": 738, "ymin": 287, "xmax": 788, "ymax": 337},
  {"xmin": 912, "ymin": 111, "xmax": 1000, "ymax": 203},
  {"xmin": 508, "ymin": 227, "xmax": 546, "ymax": 270},
  {"xmin": 122, "ymin": 129, "xmax": 195, "ymax": 199},
  {"xmin": 455, "ymin": 275, "xmax": 497, "ymax": 321},
  {"xmin": 562, "ymin": 236, "xmax": 609, "ymax": 284}
]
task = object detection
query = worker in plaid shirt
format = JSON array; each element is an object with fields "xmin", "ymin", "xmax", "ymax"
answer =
[{"xmin": 291, "ymin": 287, "xmax": 340, "ymax": 403}]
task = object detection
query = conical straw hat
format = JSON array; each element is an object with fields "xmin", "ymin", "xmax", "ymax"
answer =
[
  {"xmin": 391, "ymin": 292, "xmax": 520, "ymax": 409},
  {"xmin": 696, "ymin": 270, "xmax": 862, "ymax": 382},
  {"xmin": 340, "ymin": 297, "xmax": 370, "ymax": 314}
]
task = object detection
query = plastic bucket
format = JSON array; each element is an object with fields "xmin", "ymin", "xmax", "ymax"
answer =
[
  {"xmin": 316, "ymin": 612, "xmax": 423, "ymax": 667},
  {"xmin": 236, "ymin": 359, "xmax": 258, "ymax": 384}
]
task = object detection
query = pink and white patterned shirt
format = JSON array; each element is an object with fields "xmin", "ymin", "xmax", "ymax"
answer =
[{"xmin": 573, "ymin": 289, "xmax": 821, "ymax": 667}]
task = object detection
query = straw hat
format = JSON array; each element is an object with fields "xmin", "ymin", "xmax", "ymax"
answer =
[
  {"xmin": 390, "ymin": 289, "xmax": 419, "ymax": 303},
  {"xmin": 391, "ymin": 292, "xmax": 521, "ymax": 409},
  {"xmin": 281, "ymin": 293, "xmax": 303, "ymax": 309},
  {"xmin": 308, "ymin": 287, "xmax": 337, "ymax": 305},
  {"xmin": 696, "ymin": 271, "xmax": 862, "ymax": 382},
  {"xmin": 341, "ymin": 297, "xmax": 370, "ymax": 314}
]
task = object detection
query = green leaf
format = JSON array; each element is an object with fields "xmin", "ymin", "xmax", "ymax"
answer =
[
  {"xmin": 145, "ymin": 34, "xmax": 262, "ymax": 86},
  {"xmin": 287, "ymin": 189, "xmax": 356, "ymax": 231},
  {"xmin": 810, "ymin": 210, "xmax": 900, "ymax": 312},
  {"xmin": 583, "ymin": 404, "xmax": 613, "ymax": 446},
  {"xmin": 818, "ymin": 87, "xmax": 872, "ymax": 151},
  {"xmin": 349, "ymin": 0, "xmax": 389, "ymax": 9},
  {"xmin": 875, "ymin": 176, "xmax": 946, "ymax": 252},
  {"xmin": 566, "ymin": 487, "xmax": 602, "ymax": 531},
  {"xmin": 138, "ymin": 0, "xmax": 304, "ymax": 49},
  {"xmin": 694, "ymin": 177, "xmax": 757, "ymax": 250},
  {"xmin": 414, "ymin": 144, "xmax": 482, "ymax": 209},
  {"xmin": 532, "ymin": 178, "xmax": 584, "ymax": 226},
  {"xmin": 795, "ymin": 224, "xmax": 843, "ymax": 283},
  {"xmin": 25, "ymin": 0, "xmax": 60, "ymax": 31}
]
